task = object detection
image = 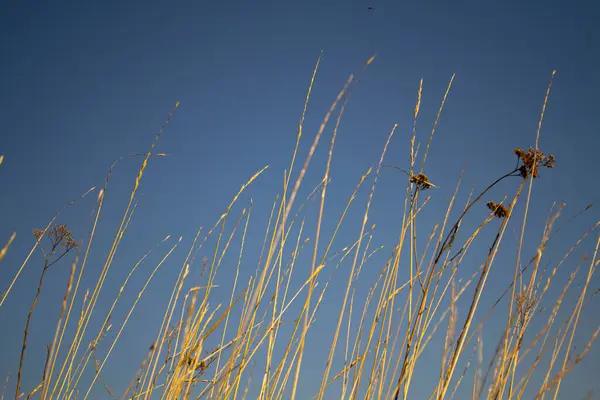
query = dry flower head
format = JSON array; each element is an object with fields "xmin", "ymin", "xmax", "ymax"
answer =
[
  {"xmin": 32, "ymin": 224, "xmax": 78, "ymax": 251},
  {"xmin": 410, "ymin": 172, "xmax": 436, "ymax": 190},
  {"xmin": 514, "ymin": 147, "xmax": 555, "ymax": 179},
  {"xmin": 487, "ymin": 201, "xmax": 509, "ymax": 219}
]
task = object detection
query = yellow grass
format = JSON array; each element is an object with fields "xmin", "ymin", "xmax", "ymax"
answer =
[{"xmin": 1, "ymin": 59, "xmax": 598, "ymax": 400}]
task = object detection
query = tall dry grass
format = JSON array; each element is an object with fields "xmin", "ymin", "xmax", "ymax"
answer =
[{"xmin": 1, "ymin": 56, "xmax": 598, "ymax": 400}]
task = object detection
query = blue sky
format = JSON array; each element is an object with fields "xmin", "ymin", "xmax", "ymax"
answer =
[{"xmin": 1, "ymin": 0, "xmax": 599, "ymax": 398}]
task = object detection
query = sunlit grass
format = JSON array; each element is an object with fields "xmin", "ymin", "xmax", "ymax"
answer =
[{"xmin": 1, "ymin": 58, "xmax": 598, "ymax": 400}]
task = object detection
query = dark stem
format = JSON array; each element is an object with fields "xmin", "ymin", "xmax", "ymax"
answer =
[
  {"xmin": 15, "ymin": 240, "xmax": 72, "ymax": 400},
  {"xmin": 392, "ymin": 167, "xmax": 519, "ymax": 400},
  {"xmin": 15, "ymin": 255, "xmax": 51, "ymax": 400}
]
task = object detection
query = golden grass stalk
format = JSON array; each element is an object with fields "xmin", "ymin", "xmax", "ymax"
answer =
[
  {"xmin": 52, "ymin": 105, "xmax": 178, "ymax": 400},
  {"xmin": 0, "ymin": 232, "xmax": 16, "ymax": 264}
]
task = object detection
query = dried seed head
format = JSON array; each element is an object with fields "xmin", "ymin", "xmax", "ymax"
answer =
[
  {"xmin": 410, "ymin": 173, "xmax": 436, "ymax": 191},
  {"xmin": 514, "ymin": 147, "xmax": 556, "ymax": 179},
  {"xmin": 33, "ymin": 224, "xmax": 78, "ymax": 251},
  {"xmin": 32, "ymin": 229, "xmax": 45, "ymax": 241},
  {"xmin": 487, "ymin": 201, "xmax": 509, "ymax": 219}
]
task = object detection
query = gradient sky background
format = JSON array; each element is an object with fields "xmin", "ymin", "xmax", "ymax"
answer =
[{"xmin": 1, "ymin": 0, "xmax": 599, "ymax": 398}]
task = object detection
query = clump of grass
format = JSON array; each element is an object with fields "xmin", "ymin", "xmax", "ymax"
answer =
[{"xmin": 0, "ymin": 61, "xmax": 597, "ymax": 400}]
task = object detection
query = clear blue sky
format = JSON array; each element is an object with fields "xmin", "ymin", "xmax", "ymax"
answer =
[{"xmin": 1, "ymin": 0, "xmax": 599, "ymax": 398}]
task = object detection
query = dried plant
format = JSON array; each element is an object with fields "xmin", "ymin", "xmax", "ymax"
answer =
[
  {"xmin": 514, "ymin": 147, "xmax": 556, "ymax": 179},
  {"xmin": 5, "ymin": 65, "xmax": 598, "ymax": 400},
  {"xmin": 410, "ymin": 172, "xmax": 437, "ymax": 190},
  {"xmin": 486, "ymin": 201, "xmax": 509, "ymax": 219},
  {"xmin": 15, "ymin": 225, "xmax": 78, "ymax": 399}
]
